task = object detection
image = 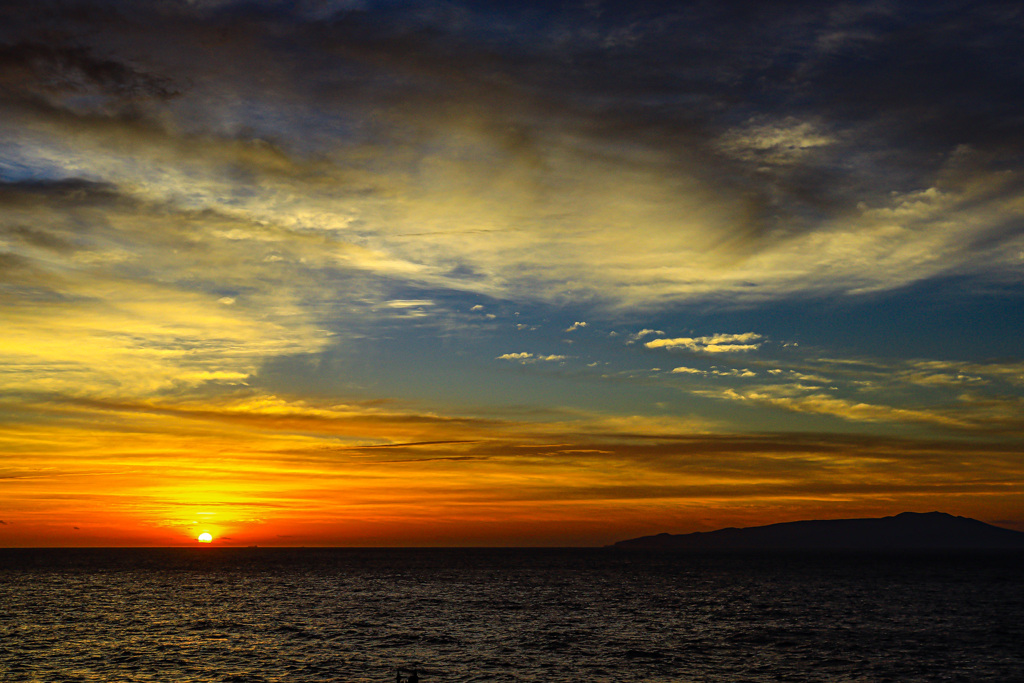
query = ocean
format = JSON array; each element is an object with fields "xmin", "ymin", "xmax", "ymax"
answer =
[{"xmin": 1, "ymin": 548, "xmax": 1022, "ymax": 682}]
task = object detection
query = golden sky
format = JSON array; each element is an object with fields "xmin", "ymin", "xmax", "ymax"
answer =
[{"xmin": 2, "ymin": 0, "xmax": 1023, "ymax": 546}]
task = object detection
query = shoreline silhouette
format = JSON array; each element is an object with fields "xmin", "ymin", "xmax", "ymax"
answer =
[{"xmin": 610, "ymin": 511, "xmax": 1024, "ymax": 551}]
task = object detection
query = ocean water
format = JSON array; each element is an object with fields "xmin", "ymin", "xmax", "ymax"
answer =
[{"xmin": 1, "ymin": 548, "xmax": 1022, "ymax": 682}]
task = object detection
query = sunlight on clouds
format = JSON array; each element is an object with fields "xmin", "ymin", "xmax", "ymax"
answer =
[
  {"xmin": 3, "ymin": 1, "xmax": 1024, "ymax": 320},
  {"xmin": 497, "ymin": 352, "xmax": 533, "ymax": 361},
  {"xmin": 4, "ymin": 389, "xmax": 1020, "ymax": 545},
  {"xmin": 496, "ymin": 352, "xmax": 566, "ymax": 364},
  {"xmin": 717, "ymin": 117, "xmax": 835, "ymax": 165},
  {"xmin": 0, "ymin": 278, "xmax": 327, "ymax": 397},
  {"xmin": 648, "ymin": 346, "xmax": 1024, "ymax": 436},
  {"xmin": 703, "ymin": 386, "xmax": 971, "ymax": 430},
  {"xmin": 646, "ymin": 333, "xmax": 764, "ymax": 353},
  {"xmin": 6, "ymin": 67, "xmax": 1023, "ymax": 312},
  {"xmin": 333, "ymin": 134, "xmax": 1024, "ymax": 307}
]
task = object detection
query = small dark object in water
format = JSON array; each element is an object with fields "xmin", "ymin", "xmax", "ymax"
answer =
[{"xmin": 397, "ymin": 666, "xmax": 421, "ymax": 682}]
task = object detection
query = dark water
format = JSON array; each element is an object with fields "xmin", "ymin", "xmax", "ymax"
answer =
[{"xmin": 1, "ymin": 549, "xmax": 1022, "ymax": 682}]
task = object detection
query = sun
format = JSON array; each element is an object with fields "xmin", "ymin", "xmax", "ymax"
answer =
[{"xmin": 197, "ymin": 532, "xmax": 213, "ymax": 543}]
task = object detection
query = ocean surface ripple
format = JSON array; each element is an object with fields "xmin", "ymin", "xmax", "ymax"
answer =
[{"xmin": 2, "ymin": 548, "xmax": 1022, "ymax": 682}]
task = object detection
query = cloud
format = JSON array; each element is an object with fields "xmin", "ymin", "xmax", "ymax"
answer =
[
  {"xmin": 496, "ymin": 352, "xmax": 566, "ymax": 364},
  {"xmin": 768, "ymin": 355, "xmax": 1024, "ymax": 397},
  {"xmin": 718, "ymin": 368, "xmax": 757, "ymax": 378},
  {"xmin": 497, "ymin": 352, "xmax": 533, "ymax": 361},
  {"xmin": 0, "ymin": 1, "xmax": 1020, "ymax": 313},
  {"xmin": 626, "ymin": 329, "xmax": 665, "ymax": 345},
  {"xmin": 646, "ymin": 333, "xmax": 764, "ymax": 353},
  {"xmin": 384, "ymin": 300, "xmax": 435, "ymax": 309},
  {"xmin": 670, "ymin": 366, "xmax": 757, "ymax": 378},
  {"xmin": 702, "ymin": 386, "xmax": 972, "ymax": 429},
  {"xmin": 717, "ymin": 117, "xmax": 835, "ymax": 165},
  {"xmin": 0, "ymin": 42, "xmax": 179, "ymax": 115},
  {"xmin": 565, "ymin": 322, "xmax": 587, "ymax": 332},
  {"xmin": 688, "ymin": 378, "xmax": 1024, "ymax": 435}
]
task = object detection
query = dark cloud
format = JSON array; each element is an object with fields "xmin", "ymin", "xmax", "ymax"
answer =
[
  {"xmin": 2, "ymin": 0, "xmax": 1014, "ymax": 255},
  {"xmin": 0, "ymin": 251, "xmax": 32, "ymax": 272},
  {"xmin": 0, "ymin": 42, "xmax": 178, "ymax": 109},
  {"xmin": 0, "ymin": 178, "xmax": 120, "ymax": 205},
  {"xmin": 4, "ymin": 2, "xmax": 1020, "ymax": 140},
  {"xmin": 803, "ymin": 4, "xmax": 1024, "ymax": 151},
  {"xmin": 0, "ymin": 1, "xmax": 1021, "ymax": 302}
]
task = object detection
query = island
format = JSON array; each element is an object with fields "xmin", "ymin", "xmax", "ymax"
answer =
[{"xmin": 610, "ymin": 511, "xmax": 1024, "ymax": 550}]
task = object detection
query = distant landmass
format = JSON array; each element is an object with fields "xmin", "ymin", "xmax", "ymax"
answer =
[{"xmin": 611, "ymin": 512, "xmax": 1024, "ymax": 550}]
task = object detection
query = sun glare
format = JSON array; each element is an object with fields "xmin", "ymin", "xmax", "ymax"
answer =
[{"xmin": 197, "ymin": 532, "xmax": 213, "ymax": 543}]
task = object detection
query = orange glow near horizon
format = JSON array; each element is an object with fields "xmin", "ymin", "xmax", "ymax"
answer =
[{"xmin": 2, "ymin": 393, "xmax": 1022, "ymax": 547}]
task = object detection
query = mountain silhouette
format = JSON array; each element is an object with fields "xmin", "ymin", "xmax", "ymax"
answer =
[{"xmin": 611, "ymin": 512, "xmax": 1024, "ymax": 550}]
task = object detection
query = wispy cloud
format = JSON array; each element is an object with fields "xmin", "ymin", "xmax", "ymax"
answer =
[{"xmin": 705, "ymin": 386, "xmax": 972, "ymax": 429}]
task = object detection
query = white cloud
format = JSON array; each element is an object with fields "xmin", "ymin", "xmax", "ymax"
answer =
[
  {"xmin": 565, "ymin": 321, "xmax": 587, "ymax": 332},
  {"xmin": 646, "ymin": 333, "xmax": 763, "ymax": 353},
  {"xmin": 710, "ymin": 368, "xmax": 757, "ymax": 378},
  {"xmin": 671, "ymin": 366, "xmax": 757, "ymax": 378},
  {"xmin": 497, "ymin": 352, "xmax": 533, "ymax": 361},
  {"xmin": 383, "ymin": 299, "xmax": 435, "ymax": 308},
  {"xmin": 496, "ymin": 352, "xmax": 566, "ymax": 363},
  {"xmin": 631, "ymin": 329, "xmax": 664, "ymax": 341}
]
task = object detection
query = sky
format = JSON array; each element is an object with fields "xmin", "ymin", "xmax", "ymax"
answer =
[{"xmin": 1, "ymin": 0, "xmax": 1023, "ymax": 547}]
